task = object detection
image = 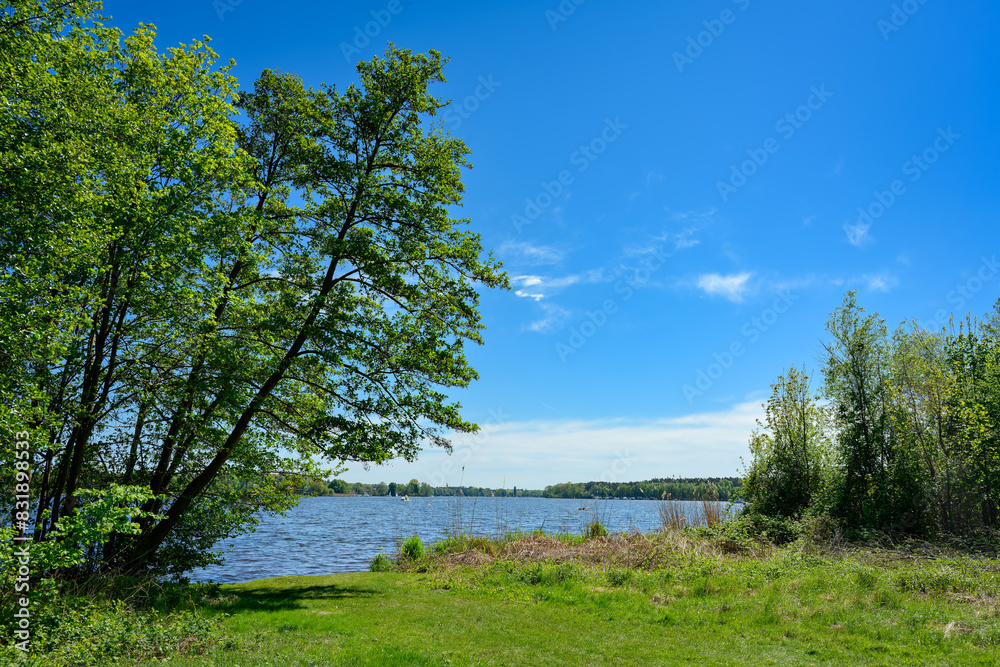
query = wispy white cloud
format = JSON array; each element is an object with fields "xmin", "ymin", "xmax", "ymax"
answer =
[
  {"xmin": 673, "ymin": 228, "xmax": 700, "ymax": 249},
  {"xmin": 657, "ymin": 208, "xmax": 716, "ymax": 251},
  {"xmin": 844, "ymin": 221, "xmax": 871, "ymax": 247},
  {"xmin": 525, "ymin": 302, "xmax": 572, "ymax": 332},
  {"xmin": 625, "ymin": 226, "xmax": 703, "ymax": 259},
  {"xmin": 500, "ymin": 239, "xmax": 565, "ymax": 266},
  {"xmin": 695, "ymin": 272, "xmax": 754, "ymax": 302},
  {"xmin": 667, "ymin": 207, "xmax": 716, "ymax": 224},
  {"xmin": 861, "ymin": 271, "xmax": 899, "ymax": 293},
  {"xmin": 341, "ymin": 400, "xmax": 764, "ymax": 488},
  {"xmin": 511, "ymin": 271, "xmax": 605, "ymax": 301},
  {"xmin": 770, "ymin": 274, "xmax": 818, "ymax": 292}
]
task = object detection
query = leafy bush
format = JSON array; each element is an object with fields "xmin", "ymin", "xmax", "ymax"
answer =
[
  {"xmin": 584, "ymin": 520, "xmax": 608, "ymax": 539},
  {"xmin": 0, "ymin": 593, "xmax": 220, "ymax": 666},
  {"xmin": 402, "ymin": 536, "xmax": 425, "ymax": 561},
  {"xmin": 1, "ymin": 486, "xmax": 163, "ymax": 587},
  {"xmin": 741, "ymin": 367, "xmax": 826, "ymax": 520},
  {"xmin": 370, "ymin": 552, "xmax": 394, "ymax": 572},
  {"xmin": 724, "ymin": 510, "xmax": 802, "ymax": 545}
]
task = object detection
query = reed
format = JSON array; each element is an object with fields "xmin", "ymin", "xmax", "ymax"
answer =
[
  {"xmin": 584, "ymin": 520, "xmax": 608, "ymax": 538},
  {"xmin": 447, "ymin": 493, "xmax": 479, "ymax": 537},
  {"xmin": 700, "ymin": 487, "xmax": 722, "ymax": 527},
  {"xmin": 657, "ymin": 493, "xmax": 687, "ymax": 531},
  {"xmin": 583, "ymin": 501, "xmax": 612, "ymax": 539}
]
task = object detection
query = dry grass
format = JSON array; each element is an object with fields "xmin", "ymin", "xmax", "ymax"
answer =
[
  {"xmin": 657, "ymin": 496, "xmax": 687, "ymax": 531},
  {"xmin": 658, "ymin": 493, "xmax": 722, "ymax": 530},
  {"xmin": 700, "ymin": 488, "xmax": 722, "ymax": 527},
  {"xmin": 427, "ymin": 530, "xmax": 773, "ymax": 572},
  {"xmin": 942, "ymin": 620, "xmax": 976, "ymax": 638}
]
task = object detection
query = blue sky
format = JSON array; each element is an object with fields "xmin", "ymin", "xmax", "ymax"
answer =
[{"xmin": 103, "ymin": 0, "xmax": 1000, "ymax": 488}]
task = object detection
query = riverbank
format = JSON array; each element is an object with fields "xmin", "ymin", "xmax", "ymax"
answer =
[
  {"xmin": 134, "ymin": 531, "xmax": 1000, "ymax": 666},
  {"xmin": 186, "ymin": 496, "xmax": 733, "ymax": 582}
]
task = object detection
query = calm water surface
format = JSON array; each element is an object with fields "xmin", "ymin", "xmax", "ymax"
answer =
[{"xmin": 190, "ymin": 496, "xmax": 737, "ymax": 583}]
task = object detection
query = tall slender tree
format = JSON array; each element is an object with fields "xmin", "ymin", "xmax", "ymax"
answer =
[{"xmin": 742, "ymin": 367, "xmax": 826, "ymax": 518}]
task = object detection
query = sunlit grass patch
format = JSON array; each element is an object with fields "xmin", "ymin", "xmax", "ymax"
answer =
[{"xmin": 135, "ymin": 533, "xmax": 1000, "ymax": 666}]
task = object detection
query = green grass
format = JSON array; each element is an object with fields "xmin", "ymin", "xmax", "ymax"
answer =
[{"xmin": 136, "ymin": 534, "xmax": 1000, "ymax": 667}]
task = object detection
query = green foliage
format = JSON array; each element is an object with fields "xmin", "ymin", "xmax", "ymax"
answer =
[
  {"xmin": 317, "ymin": 478, "xmax": 741, "ymax": 499},
  {"xmin": 1, "ymin": 486, "xmax": 162, "ymax": 603},
  {"xmin": 370, "ymin": 552, "xmax": 394, "ymax": 572},
  {"xmin": 543, "ymin": 478, "xmax": 742, "ymax": 501},
  {"xmin": 584, "ymin": 520, "xmax": 608, "ymax": 539},
  {"xmin": 2, "ymin": 603, "xmax": 218, "ymax": 666},
  {"xmin": 0, "ymin": 578, "xmax": 221, "ymax": 666},
  {"xmin": 298, "ymin": 478, "xmax": 333, "ymax": 496},
  {"xmin": 401, "ymin": 536, "xmax": 425, "ymax": 561},
  {"xmin": 821, "ymin": 293, "xmax": 900, "ymax": 527},
  {"xmin": 725, "ymin": 508, "xmax": 803, "ymax": 546},
  {"xmin": 522, "ymin": 561, "xmax": 582, "ymax": 586},
  {"xmin": 742, "ymin": 367, "xmax": 825, "ymax": 519},
  {"xmin": 328, "ymin": 478, "xmax": 350, "ymax": 494},
  {"xmin": 742, "ymin": 292, "xmax": 1000, "ymax": 539},
  {"xmin": 2, "ymin": 0, "xmax": 506, "ymax": 578},
  {"xmin": 479, "ymin": 559, "xmax": 583, "ymax": 588}
]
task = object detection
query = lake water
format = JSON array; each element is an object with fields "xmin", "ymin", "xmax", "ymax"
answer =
[{"xmin": 189, "ymin": 496, "xmax": 738, "ymax": 583}]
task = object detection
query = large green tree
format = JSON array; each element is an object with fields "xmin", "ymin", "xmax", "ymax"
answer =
[
  {"xmin": 2, "ymin": 2, "xmax": 506, "ymax": 576},
  {"xmin": 740, "ymin": 293, "xmax": 1000, "ymax": 537},
  {"xmin": 820, "ymin": 292, "xmax": 905, "ymax": 528}
]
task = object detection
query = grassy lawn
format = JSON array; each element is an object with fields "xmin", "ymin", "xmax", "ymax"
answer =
[{"xmin": 140, "ymin": 533, "xmax": 1000, "ymax": 666}]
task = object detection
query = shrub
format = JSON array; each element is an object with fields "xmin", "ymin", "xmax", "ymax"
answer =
[
  {"xmin": 402, "ymin": 536, "xmax": 425, "ymax": 561},
  {"xmin": 741, "ymin": 367, "xmax": 825, "ymax": 519},
  {"xmin": 0, "ymin": 485, "xmax": 163, "ymax": 599},
  {"xmin": 370, "ymin": 552, "xmax": 393, "ymax": 572},
  {"xmin": 584, "ymin": 520, "xmax": 608, "ymax": 539},
  {"xmin": 728, "ymin": 510, "xmax": 802, "ymax": 545},
  {"xmin": 0, "ymin": 591, "xmax": 220, "ymax": 666}
]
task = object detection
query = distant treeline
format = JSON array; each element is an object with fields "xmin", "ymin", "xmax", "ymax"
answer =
[
  {"xmin": 294, "ymin": 477, "xmax": 539, "ymax": 497},
  {"xmin": 542, "ymin": 478, "xmax": 742, "ymax": 501},
  {"xmin": 295, "ymin": 476, "xmax": 741, "ymax": 501}
]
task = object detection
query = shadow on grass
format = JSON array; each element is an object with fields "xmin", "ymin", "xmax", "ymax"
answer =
[{"xmin": 212, "ymin": 581, "xmax": 380, "ymax": 614}]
